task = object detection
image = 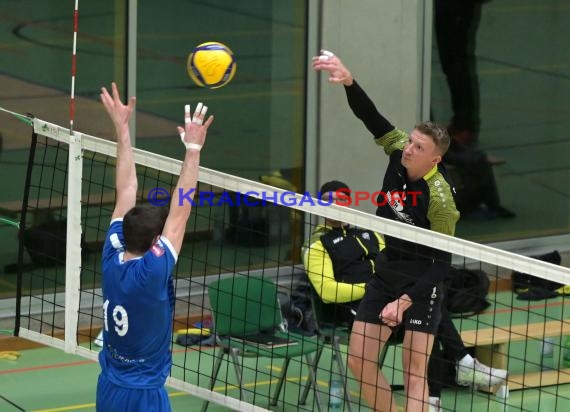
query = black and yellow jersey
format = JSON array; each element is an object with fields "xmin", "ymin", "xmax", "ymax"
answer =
[
  {"xmin": 374, "ymin": 129, "xmax": 460, "ymax": 261},
  {"xmin": 344, "ymin": 80, "xmax": 460, "ymax": 301}
]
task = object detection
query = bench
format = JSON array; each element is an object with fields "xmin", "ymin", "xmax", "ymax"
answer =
[
  {"xmin": 0, "ymin": 187, "xmax": 222, "ymax": 220},
  {"xmin": 0, "ymin": 186, "xmax": 227, "ymax": 217},
  {"xmin": 0, "ymin": 186, "xmax": 300, "ymax": 248},
  {"xmin": 0, "ymin": 191, "xmax": 118, "ymax": 220},
  {"xmin": 460, "ymin": 320, "xmax": 570, "ymax": 391},
  {"xmin": 0, "ymin": 188, "xmax": 218, "ymax": 245}
]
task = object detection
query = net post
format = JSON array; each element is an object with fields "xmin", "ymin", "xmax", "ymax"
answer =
[{"xmin": 65, "ymin": 131, "xmax": 83, "ymax": 353}]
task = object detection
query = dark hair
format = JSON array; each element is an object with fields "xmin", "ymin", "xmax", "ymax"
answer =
[
  {"xmin": 123, "ymin": 205, "xmax": 168, "ymax": 254},
  {"xmin": 414, "ymin": 121, "xmax": 450, "ymax": 155},
  {"xmin": 319, "ymin": 180, "xmax": 351, "ymax": 199}
]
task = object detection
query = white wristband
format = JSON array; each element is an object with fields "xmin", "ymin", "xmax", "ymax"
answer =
[
  {"xmin": 179, "ymin": 132, "xmax": 202, "ymax": 151},
  {"xmin": 184, "ymin": 142, "xmax": 202, "ymax": 151}
]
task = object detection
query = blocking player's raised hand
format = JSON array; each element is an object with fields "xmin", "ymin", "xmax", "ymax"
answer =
[
  {"xmin": 312, "ymin": 50, "xmax": 354, "ymax": 86},
  {"xmin": 176, "ymin": 102, "xmax": 214, "ymax": 152},
  {"xmin": 100, "ymin": 82, "xmax": 136, "ymax": 137},
  {"xmin": 163, "ymin": 102, "xmax": 214, "ymax": 254},
  {"xmin": 102, "ymin": 82, "xmax": 138, "ymax": 220}
]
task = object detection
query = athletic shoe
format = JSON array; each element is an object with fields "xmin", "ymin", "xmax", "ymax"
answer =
[
  {"xmin": 94, "ymin": 330, "xmax": 103, "ymax": 347},
  {"xmin": 456, "ymin": 359, "xmax": 507, "ymax": 387}
]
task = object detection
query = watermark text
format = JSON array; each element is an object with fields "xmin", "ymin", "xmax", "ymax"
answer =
[{"xmin": 147, "ymin": 188, "xmax": 421, "ymax": 208}]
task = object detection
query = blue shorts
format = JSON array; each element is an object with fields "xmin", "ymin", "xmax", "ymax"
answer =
[{"xmin": 96, "ymin": 374, "xmax": 171, "ymax": 412}]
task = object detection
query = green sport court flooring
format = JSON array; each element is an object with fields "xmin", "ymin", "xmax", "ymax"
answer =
[{"xmin": 2, "ymin": 290, "xmax": 570, "ymax": 411}]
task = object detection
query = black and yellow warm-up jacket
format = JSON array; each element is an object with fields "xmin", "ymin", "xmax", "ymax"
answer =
[{"xmin": 302, "ymin": 224, "xmax": 385, "ymax": 304}]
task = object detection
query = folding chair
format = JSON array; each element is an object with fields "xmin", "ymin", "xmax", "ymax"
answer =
[
  {"xmin": 303, "ymin": 276, "xmax": 406, "ymax": 411},
  {"xmin": 304, "ymin": 285, "xmax": 355, "ymax": 411},
  {"xmin": 202, "ymin": 275, "xmax": 324, "ymax": 412}
]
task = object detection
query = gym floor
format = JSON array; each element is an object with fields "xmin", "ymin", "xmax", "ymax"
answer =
[{"xmin": 2, "ymin": 290, "xmax": 570, "ymax": 411}]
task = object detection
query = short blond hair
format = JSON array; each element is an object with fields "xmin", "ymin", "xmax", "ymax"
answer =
[{"xmin": 414, "ymin": 121, "xmax": 450, "ymax": 155}]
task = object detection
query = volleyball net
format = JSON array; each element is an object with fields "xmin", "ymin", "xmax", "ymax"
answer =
[{"xmin": 12, "ymin": 115, "xmax": 570, "ymax": 411}]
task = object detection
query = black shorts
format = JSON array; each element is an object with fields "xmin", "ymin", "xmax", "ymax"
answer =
[{"xmin": 354, "ymin": 261, "xmax": 443, "ymax": 335}]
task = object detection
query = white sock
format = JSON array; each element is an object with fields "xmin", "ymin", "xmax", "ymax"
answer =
[
  {"xmin": 94, "ymin": 330, "xmax": 104, "ymax": 347},
  {"xmin": 429, "ymin": 396, "xmax": 441, "ymax": 410},
  {"xmin": 459, "ymin": 354, "xmax": 475, "ymax": 367}
]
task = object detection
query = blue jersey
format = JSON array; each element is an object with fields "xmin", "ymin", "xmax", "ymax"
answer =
[{"xmin": 99, "ymin": 219, "xmax": 176, "ymax": 389}]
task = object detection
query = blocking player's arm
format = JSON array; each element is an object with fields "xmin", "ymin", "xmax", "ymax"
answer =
[
  {"xmin": 303, "ymin": 240, "xmax": 365, "ymax": 304},
  {"xmin": 100, "ymin": 83, "xmax": 138, "ymax": 220},
  {"xmin": 162, "ymin": 104, "xmax": 213, "ymax": 255}
]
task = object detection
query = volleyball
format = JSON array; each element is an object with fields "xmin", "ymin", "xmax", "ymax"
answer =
[{"xmin": 187, "ymin": 42, "xmax": 236, "ymax": 89}]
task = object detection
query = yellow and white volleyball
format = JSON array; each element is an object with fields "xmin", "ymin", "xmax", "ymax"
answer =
[{"xmin": 187, "ymin": 42, "xmax": 236, "ymax": 89}]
